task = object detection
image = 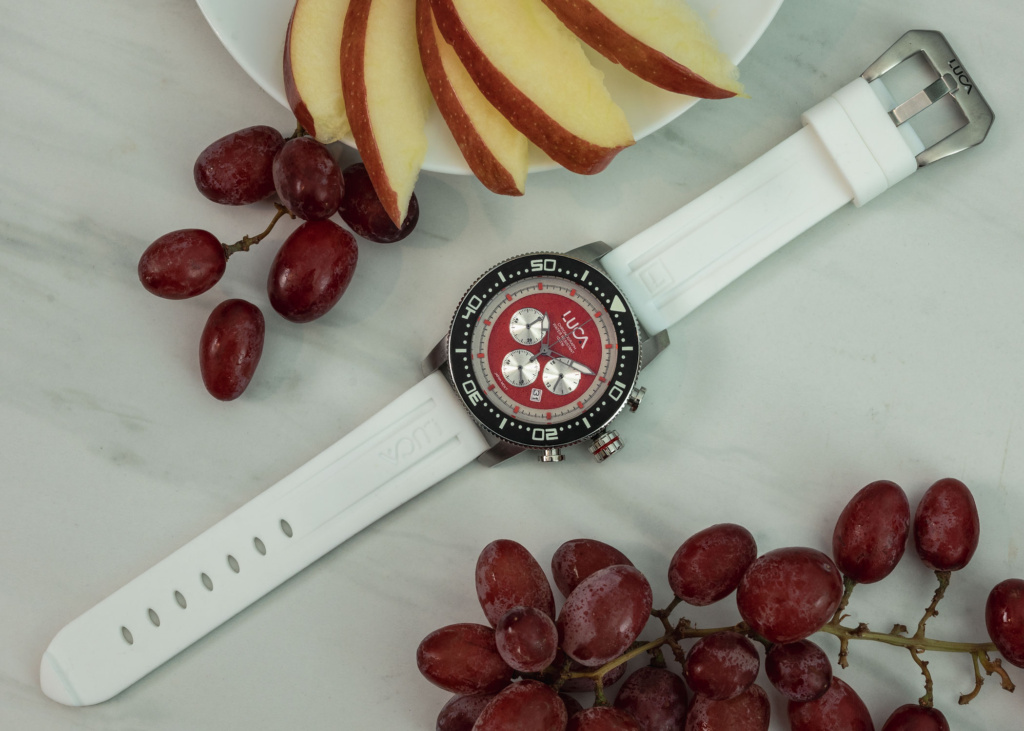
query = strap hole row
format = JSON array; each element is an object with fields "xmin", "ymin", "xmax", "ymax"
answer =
[{"xmin": 117, "ymin": 518, "xmax": 294, "ymax": 646}]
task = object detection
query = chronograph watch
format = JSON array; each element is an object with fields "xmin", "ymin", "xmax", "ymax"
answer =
[
  {"xmin": 40, "ymin": 32, "xmax": 993, "ymax": 707},
  {"xmin": 425, "ymin": 247, "xmax": 653, "ymax": 462}
]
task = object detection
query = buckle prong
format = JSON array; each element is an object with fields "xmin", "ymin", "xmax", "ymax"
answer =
[
  {"xmin": 889, "ymin": 73, "xmax": 957, "ymax": 126},
  {"xmin": 862, "ymin": 30, "xmax": 994, "ymax": 166}
]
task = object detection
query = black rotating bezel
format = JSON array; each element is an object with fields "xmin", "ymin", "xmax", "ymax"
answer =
[{"xmin": 447, "ymin": 252, "xmax": 642, "ymax": 449}]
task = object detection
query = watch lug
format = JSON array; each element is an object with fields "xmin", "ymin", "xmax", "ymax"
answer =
[
  {"xmin": 639, "ymin": 327, "xmax": 671, "ymax": 371},
  {"xmin": 476, "ymin": 437, "xmax": 527, "ymax": 467},
  {"xmin": 421, "ymin": 334, "xmax": 450, "ymax": 379},
  {"xmin": 565, "ymin": 240, "xmax": 613, "ymax": 264}
]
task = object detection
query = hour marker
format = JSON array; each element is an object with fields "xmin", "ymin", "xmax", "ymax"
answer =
[
  {"xmin": 621, "ymin": 346, "xmax": 634, "ymax": 351},
  {"xmin": 498, "ymin": 272, "xmax": 506, "ymax": 283},
  {"xmin": 610, "ymin": 296, "xmax": 626, "ymax": 313},
  {"xmin": 580, "ymin": 269, "xmax": 590, "ymax": 281},
  {"xmin": 583, "ymin": 417, "xmax": 591, "ymax": 429},
  {"xmin": 454, "ymin": 348, "xmax": 467, "ymax": 354},
  {"xmin": 499, "ymin": 418, "xmax": 507, "ymax": 429}
]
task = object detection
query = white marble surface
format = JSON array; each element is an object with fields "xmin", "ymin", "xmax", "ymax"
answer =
[{"xmin": 2, "ymin": 1, "xmax": 1022, "ymax": 728}]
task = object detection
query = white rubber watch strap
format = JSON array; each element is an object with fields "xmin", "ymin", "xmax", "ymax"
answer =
[
  {"xmin": 40, "ymin": 371, "xmax": 489, "ymax": 706},
  {"xmin": 601, "ymin": 77, "xmax": 921, "ymax": 335}
]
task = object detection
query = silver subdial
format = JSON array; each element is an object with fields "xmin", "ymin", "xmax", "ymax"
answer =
[
  {"xmin": 501, "ymin": 349, "xmax": 540, "ymax": 388},
  {"xmin": 509, "ymin": 307, "xmax": 545, "ymax": 346},
  {"xmin": 542, "ymin": 359, "xmax": 582, "ymax": 395}
]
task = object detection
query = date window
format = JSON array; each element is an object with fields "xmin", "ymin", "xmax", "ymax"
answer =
[{"xmin": 530, "ymin": 388, "xmax": 543, "ymax": 403}]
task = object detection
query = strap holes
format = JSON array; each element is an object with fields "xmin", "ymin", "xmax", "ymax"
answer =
[
  {"xmin": 280, "ymin": 519, "xmax": 293, "ymax": 538},
  {"xmin": 201, "ymin": 572, "xmax": 213, "ymax": 591},
  {"xmin": 148, "ymin": 608, "xmax": 160, "ymax": 627},
  {"xmin": 122, "ymin": 626, "xmax": 134, "ymax": 645},
  {"xmin": 175, "ymin": 590, "xmax": 187, "ymax": 609},
  {"xmin": 254, "ymin": 537, "xmax": 266, "ymax": 555},
  {"xmin": 227, "ymin": 555, "xmax": 240, "ymax": 573}
]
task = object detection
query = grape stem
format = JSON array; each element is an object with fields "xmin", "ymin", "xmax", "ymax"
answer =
[
  {"xmin": 222, "ymin": 203, "xmax": 294, "ymax": 258},
  {"xmin": 915, "ymin": 570, "xmax": 951, "ymax": 640},
  {"xmin": 556, "ymin": 589, "xmax": 1013, "ymax": 709}
]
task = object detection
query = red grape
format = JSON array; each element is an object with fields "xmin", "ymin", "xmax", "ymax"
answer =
[
  {"xmin": 199, "ymin": 299, "xmax": 264, "ymax": 401},
  {"xmin": 139, "ymin": 229, "xmax": 226, "ymax": 299},
  {"xmin": 552, "ymin": 539, "xmax": 634, "ymax": 597},
  {"xmin": 193, "ymin": 125, "xmax": 284, "ymax": 205},
  {"xmin": 568, "ymin": 706, "xmax": 641, "ymax": 731},
  {"xmin": 476, "ymin": 540, "xmax": 555, "ymax": 626},
  {"xmin": 913, "ymin": 477, "xmax": 980, "ymax": 571},
  {"xmin": 788, "ymin": 677, "xmax": 873, "ymax": 731},
  {"xmin": 436, "ymin": 694, "xmax": 494, "ymax": 731},
  {"xmin": 683, "ymin": 631, "xmax": 759, "ymax": 701},
  {"xmin": 558, "ymin": 564, "xmax": 653, "ymax": 667},
  {"xmin": 272, "ymin": 136, "xmax": 344, "ymax": 220},
  {"xmin": 764, "ymin": 640, "xmax": 832, "ymax": 702},
  {"xmin": 338, "ymin": 162, "xmax": 419, "ymax": 242},
  {"xmin": 986, "ymin": 578, "xmax": 1024, "ymax": 667},
  {"xmin": 832, "ymin": 480, "xmax": 910, "ymax": 584},
  {"xmin": 472, "ymin": 680, "xmax": 567, "ymax": 731},
  {"xmin": 267, "ymin": 219, "xmax": 358, "ymax": 323},
  {"xmin": 668, "ymin": 524, "xmax": 756, "ymax": 606},
  {"xmin": 415, "ymin": 623, "xmax": 512, "ymax": 695},
  {"xmin": 613, "ymin": 666, "xmax": 689, "ymax": 731},
  {"xmin": 685, "ymin": 683, "xmax": 770, "ymax": 731},
  {"xmin": 880, "ymin": 704, "xmax": 949, "ymax": 731},
  {"xmin": 736, "ymin": 547, "xmax": 843, "ymax": 644},
  {"xmin": 495, "ymin": 606, "xmax": 558, "ymax": 673}
]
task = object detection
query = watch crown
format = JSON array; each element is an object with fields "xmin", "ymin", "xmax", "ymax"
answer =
[
  {"xmin": 627, "ymin": 386, "xmax": 646, "ymax": 412},
  {"xmin": 589, "ymin": 430, "xmax": 623, "ymax": 462},
  {"xmin": 541, "ymin": 447, "xmax": 564, "ymax": 463}
]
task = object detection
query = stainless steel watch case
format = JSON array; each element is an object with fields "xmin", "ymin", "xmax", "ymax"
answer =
[{"xmin": 421, "ymin": 241, "xmax": 670, "ymax": 466}]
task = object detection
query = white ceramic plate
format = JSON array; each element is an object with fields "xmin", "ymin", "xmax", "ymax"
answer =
[{"xmin": 195, "ymin": 0, "xmax": 784, "ymax": 174}]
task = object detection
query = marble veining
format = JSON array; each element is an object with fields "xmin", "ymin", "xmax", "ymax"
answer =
[{"xmin": 2, "ymin": 0, "xmax": 1023, "ymax": 728}]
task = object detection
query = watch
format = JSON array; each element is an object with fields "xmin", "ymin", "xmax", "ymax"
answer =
[{"xmin": 41, "ymin": 30, "xmax": 992, "ymax": 706}]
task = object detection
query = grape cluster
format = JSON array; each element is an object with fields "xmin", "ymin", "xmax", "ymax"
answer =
[
  {"xmin": 138, "ymin": 125, "xmax": 420, "ymax": 400},
  {"xmin": 416, "ymin": 478, "xmax": 1023, "ymax": 730}
]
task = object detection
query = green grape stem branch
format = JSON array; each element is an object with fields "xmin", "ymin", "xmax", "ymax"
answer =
[
  {"xmin": 543, "ymin": 572, "xmax": 1015, "ymax": 709},
  {"xmin": 221, "ymin": 203, "xmax": 294, "ymax": 258}
]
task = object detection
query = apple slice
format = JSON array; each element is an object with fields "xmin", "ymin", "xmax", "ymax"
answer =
[
  {"xmin": 539, "ymin": 0, "xmax": 743, "ymax": 99},
  {"xmin": 429, "ymin": 0, "xmax": 633, "ymax": 175},
  {"xmin": 416, "ymin": 0, "xmax": 528, "ymax": 195},
  {"xmin": 283, "ymin": 0, "xmax": 353, "ymax": 143},
  {"xmin": 342, "ymin": 0, "xmax": 432, "ymax": 226}
]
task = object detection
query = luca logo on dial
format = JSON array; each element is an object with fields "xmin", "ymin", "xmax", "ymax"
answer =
[{"xmin": 561, "ymin": 310, "xmax": 589, "ymax": 349}]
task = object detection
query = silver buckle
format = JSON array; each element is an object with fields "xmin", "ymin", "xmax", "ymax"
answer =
[{"xmin": 862, "ymin": 30, "xmax": 994, "ymax": 167}]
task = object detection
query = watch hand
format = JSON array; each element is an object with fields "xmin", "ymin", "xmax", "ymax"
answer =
[
  {"xmin": 549, "ymin": 352, "xmax": 595, "ymax": 376},
  {"xmin": 529, "ymin": 313, "xmax": 551, "ymax": 363}
]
